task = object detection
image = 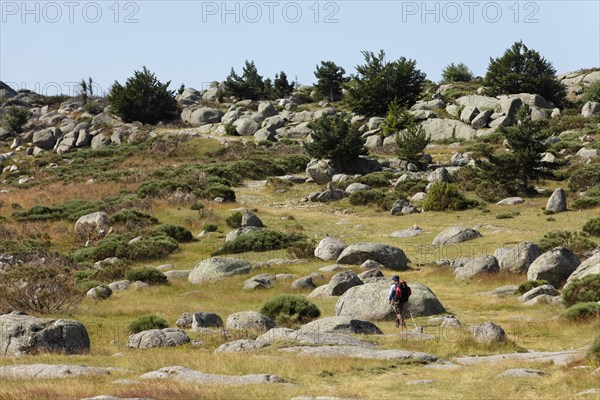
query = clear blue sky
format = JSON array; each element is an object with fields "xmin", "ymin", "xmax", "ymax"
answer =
[{"xmin": 1, "ymin": 1, "xmax": 599, "ymax": 97}]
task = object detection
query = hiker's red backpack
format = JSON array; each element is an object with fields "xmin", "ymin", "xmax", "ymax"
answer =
[{"xmin": 395, "ymin": 280, "xmax": 412, "ymax": 302}]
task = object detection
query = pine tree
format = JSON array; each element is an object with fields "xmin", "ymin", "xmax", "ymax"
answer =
[
  {"xmin": 223, "ymin": 60, "xmax": 266, "ymax": 100},
  {"xmin": 395, "ymin": 123, "xmax": 430, "ymax": 165},
  {"xmin": 273, "ymin": 71, "xmax": 295, "ymax": 99},
  {"xmin": 303, "ymin": 114, "xmax": 367, "ymax": 172},
  {"xmin": 314, "ymin": 61, "xmax": 349, "ymax": 102},
  {"xmin": 485, "ymin": 41, "xmax": 566, "ymax": 106},
  {"xmin": 108, "ymin": 67, "xmax": 178, "ymax": 124},
  {"xmin": 346, "ymin": 50, "xmax": 426, "ymax": 117}
]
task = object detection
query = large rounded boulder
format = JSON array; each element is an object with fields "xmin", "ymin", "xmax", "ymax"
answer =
[
  {"xmin": 298, "ymin": 316, "xmax": 382, "ymax": 335},
  {"xmin": 225, "ymin": 311, "xmax": 275, "ymax": 332},
  {"xmin": 0, "ymin": 314, "xmax": 90, "ymax": 356},
  {"xmin": 314, "ymin": 237, "xmax": 347, "ymax": 261},
  {"xmin": 337, "ymin": 243, "xmax": 410, "ymax": 270},
  {"xmin": 74, "ymin": 211, "xmax": 109, "ymax": 239},
  {"xmin": 494, "ymin": 242, "xmax": 542, "ymax": 273},
  {"xmin": 127, "ymin": 328, "xmax": 190, "ymax": 349},
  {"xmin": 188, "ymin": 257, "xmax": 253, "ymax": 284},
  {"xmin": 567, "ymin": 252, "xmax": 600, "ymax": 283},
  {"xmin": 334, "ymin": 281, "xmax": 446, "ymax": 320},
  {"xmin": 527, "ymin": 247, "xmax": 580, "ymax": 287},
  {"xmin": 432, "ymin": 226, "xmax": 480, "ymax": 245}
]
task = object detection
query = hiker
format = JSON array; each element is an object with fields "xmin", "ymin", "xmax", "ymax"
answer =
[{"xmin": 388, "ymin": 275, "xmax": 411, "ymax": 328}]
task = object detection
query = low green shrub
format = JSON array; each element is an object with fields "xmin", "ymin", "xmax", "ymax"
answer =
[
  {"xmin": 495, "ymin": 211, "xmax": 519, "ymax": 219},
  {"xmin": 422, "ymin": 182, "xmax": 477, "ymax": 211},
  {"xmin": 538, "ymin": 230, "xmax": 597, "ymax": 256},
  {"xmin": 203, "ymin": 223, "xmax": 218, "ymax": 232},
  {"xmin": 563, "ymin": 302, "xmax": 600, "ymax": 321},
  {"xmin": 110, "ymin": 210, "xmax": 159, "ymax": 228},
  {"xmin": 125, "ymin": 267, "xmax": 168, "ymax": 285},
  {"xmin": 286, "ymin": 239, "xmax": 317, "ymax": 259},
  {"xmin": 568, "ymin": 163, "xmax": 600, "ymax": 192},
  {"xmin": 516, "ymin": 280, "xmax": 549, "ymax": 295},
  {"xmin": 117, "ymin": 235, "xmax": 179, "ymax": 261},
  {"xmin": 211, "ymin": 229, "xmax": 306, "ymax": 255},
  {"xmin": 588, "ymin": 334, "xmax": 600, "ymax": 364},
  {"xmin": 260, "ymin": 295, "xmax": 320, "ymax": 327},
  {"xmin": 582, "ymin": 216, "xmax": 600, "ymax": 237},
  {"xmin": 225, "ymin": 211, "xmax": 243, "ymax": 228},
  {"xmin": 562, "ymin": 275, "xmax": 600, "ymax": 307},
  {"xmin": 127, "ymin": 314, "xmax": 169, "ymax": 334},
  {"xmin": 197, "ymin": 183, "xmax": 236, "ymax": 202},
  {"xmin": 394, "ymin": 179, "xmax": 427, "ymax": 197},
  {"xmin": 348, "ymin": 189, "xmax": 386, "ymax": 206},
  {"xmin": 354, "ymin": 172, "xmax": 396, "ymax": 188},
  {"xmin": 154, "ymin": 224, "xmax": 193, "ymax": 242},
  {"xmin": 583, "ymin": 79, "xmax": 600, "ymax": 103}
]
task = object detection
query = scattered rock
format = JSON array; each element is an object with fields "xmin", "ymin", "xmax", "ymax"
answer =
[
  {"xmin": 454, "ymin": 349, "xmax": 585, "ymax": 366},
  {"xmin": 311, "ymin": 270, "xmax": 363, "ymax": 297},
  {"xmin": 471, "ymin": 322, "xmax": 506, "ymax": 344},
  {"xmin": 527, "ymin": 247, "xmax": 580, "ymax": 287},
  {"xmin": 74, "ymin": 211, "xmax": 109, "ymax": 239},
  {"xmin": 567, "ymin": 253, "xmax": 600, "ymax": 283},
  {"xmin": 139, "ymin": 366, "xmax": 284, "ymax": 385},
  {"xmin": 0, "ymin": 314, "xmax": 90, "ymax": 356},
  {"xmin": 0, "ymin": 364, "xmax": 120, "ymax": 379},
  {"xmin": 225, "ymin": 311, "xmax": 275, "ymax": 332},
  {"xmin": 188, "ymin": 257, "xmax": 253, "ymax": 284},
  {"xmin": 335, "ymin": 282, "xmax": 446, "ymax": 320},
  {"xmin": 337, "ymin": 242, "xmax": 410, "ymax": 270},
  {"xmin": 432, "ymin": 226, "xmax": 481, "ymax": 245},
  {"xmin": 455, "ymin": 256, "xmax": 499, "ymax": 281},
  {"xmin": 518, "ymin": 284, "xmax": 559, "ymax": 302},
  {"xmin": 241, "ymin": 211, "xmax": 264, "ymax": 228},
  {"xmin": 214, "ymin": 339, "xmax": 270, "ymax": 353},
  {"xmin": 257, "ymin": 327, "xmax": 370, "ymax": 348},
  {"xmin": 298, "ymin": 316, "xmax": 383, "ymax": 335},
  {"xmin": 576, "ymin": 389, "xmax": 600, "ymax": 397},
  {"xmin": 192, "ymin": 312, "xmax": 224, "ymax": 330},
  {"xmin": 314, "ymin": 237, "xmax": 347, "ymax": 261},
  {"xmin": 127, "ymin": 329, "xmax": 190, "ymax": 349},
  {"xmin": 496, "ymin": 368, "xmax": 548, "ymax": 378},
  {"xmin": 176, "ymin": 313, "xmax": 193, "ymax": 329},
  {"xmin": 108, "ymin": 280, "xmax": 130, "ymax": 292},
  {"xmin": 496, "ymin": 197, "xmax": 524, "ymax": 205},
  {"xmin": 280, "ymin": 346, "xmax": 438, "ymax": 363},
  {"xmin": 164, "ymin": 270, "xmax": 191, "ymax": 280},
  {"xmin": 546, "ymin": 188, "xmax": 567, "ymax": 213},
  {"xmin": 291, "ymin": 276, "xmax": 316, "ymax": 289},
  {"xmin": 494, "ymin": 242, "xmax": 543, "ymax": 273}
]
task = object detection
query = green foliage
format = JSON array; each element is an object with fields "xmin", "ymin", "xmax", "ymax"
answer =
[
  {"xmin": 495, "ymin": 211, "xmax": 519, "ymax": 219},
  {"xmin": 110, "ymin": 210, "xmax": 159, "ymax": 228},
  {"xmin": 273, "ymin": 71, "xmax": 295, "ymax": 99},
  {"xmin": 224, "ymin": 60, "xmax": 268, "ymax": 100},
  {"xmin": 225, "ymin": 211, "xmax": 243, "ymax": 228},
  {"xmin": 12, "ymin": 197, "xmax": 137, "ymax": 222},
  {"xmin": 0, "ymin": 253, "xmax": 84, "ymax": 314},
  {"xmin": 303, "ymin": 114, "xmax": 367, "ymax": 172},
  {"xmin": 441, "ymin": 62, "xmax": 474, "ymax": 83},
  {"xmin": 395, "ymin": 123, "xmax": 430, "ymax": 164},
  {"xmin": 200, "ymin": 183, "xmax": 237, "ymax": 202},
  {"xmin": 568, "ymin": 164, "xmax": 600, "ymax": 192},
  {"xmin": 354, "ymin": 171, "xmax": 396, "ymax": 188},
  {"xmin": 203, "ymin": 223, "xmax": 218, "ymax": 232},
  {"xmin": 1, "ymin": 105, "xmax": 29, "ymax": 133},
  {"xmin": 574, "ymin": 185, "xmax": 600, "ymax": 209},
  {"xmin": 211, "ymin": 229, "xmax": 307, "ymax": 255},
  {"xmin": 286, "ymin": 239, "xmax": 317, "ymax": 259},
  {"xmin": 260, "ymin": 295, "xmax": 321, "ymax": 327},
  {"xmin": 381, "ymin": 100, "xmax": 415, "ymax": 137},
  {"xmin": 475, "ymin": 105, "xmax": 554, "ymax": 192},
  {"xmin": 73, "ymin": 233, "xmax": 179, "ymax": 263},
  {"xmin": 154, "ymin": 224, "xmax": 193, "ymax": 242},
  {"xmin": 346, "ymin": 50, "xmax": 426, "ymax": 117},
  {"xmin": 127, "ymin": 314, "xmax": 168, "ymax": 334},
  {"xmin": 74, "ymin": 260, "xmax": 131, "ymax": 286},
  {"xmin": 538, "ymin": 230, "xmax": 597, "ymax": 256},
  {"xmin": 588, "ymin": 334, "xmax": 600, "ymax": 364},
  {"xmin": 394, "ymin": 179, "xmax": 428, "ymax": 197},
  {"xmin": 516, "ymin": 280, "xmax": 549, "ymax": 295},
  {"xmin": 126, "ymin": 267, "xmax": 168, "ymax": 286},
  {"xmin": 422, "ymin": 182, "xmax": 477, "ymax": 211},
  {"xmin": 348, "ymin": 189, "xmax": 385, "ymax": 206},
  {"xmin": 314, "ymin": 61, "xmax": 349, "ymax": 102},
  {"xmin": 485, "ymin": 41, "xmax": 566, "ymax": 106},
  {"xmin": 108, "ymin": 66, "xmax": 179, "ymax": 124},
  {"xmin": 582, "ymin": 80, "xmax": 600, "ymax": 103},
  {"xmin": 89, "ymin": 284, "xmax": 113, "ymax": 300},
  {"xmin": 563, "ymin": 302, "xmax": 600, "ymax": 321},
  {"xmin": 563, "ymin": 275, "xmax": 600, "ymax": 307},
  {"xmin": 582, "ymin": 216, "xmax": 600, "ymax": 237}
]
